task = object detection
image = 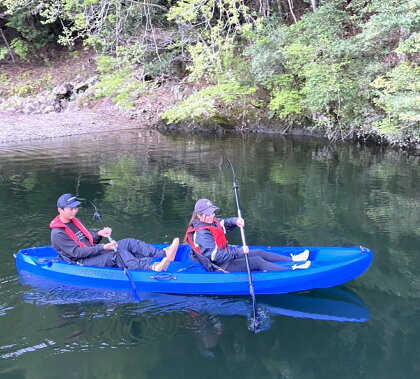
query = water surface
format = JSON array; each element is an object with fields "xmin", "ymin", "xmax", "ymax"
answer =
[{"xmin": 0, "ymin": 130, "xmax": 419, "ymax": 378}]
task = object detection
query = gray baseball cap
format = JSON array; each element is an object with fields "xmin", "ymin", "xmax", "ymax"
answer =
[{"xmin": 194, "ymin": 199, "xmax": 219, "ymax": 215}]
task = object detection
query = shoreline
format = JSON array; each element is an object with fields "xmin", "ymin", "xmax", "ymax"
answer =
[
  {"xmin": 1, "ymin": 110, "xmax": 418, "ymax": 152},
  {"xmin": 0, "ymin": 109, "xmax": 146, "ymax": 145}
]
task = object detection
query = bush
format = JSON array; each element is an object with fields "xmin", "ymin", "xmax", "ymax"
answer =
[
  {"xmin": 161, "ymin": 81, "xmax": 256, "ymax": 125},
  {"xmin": 10, "ymin": 38, "xmax": 29, "ymax": 60},
  {"xmin": 91, "ymin": 54, "xmax": 148, "ymax": 109}
]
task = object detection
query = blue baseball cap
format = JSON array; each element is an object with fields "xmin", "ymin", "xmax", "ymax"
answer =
[{"xmin": 57, "ymin": 193, "xmax": 81, "ymax": 208}]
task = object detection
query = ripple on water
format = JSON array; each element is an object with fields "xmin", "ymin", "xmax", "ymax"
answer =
[
  {"xmin": 0, "ymin": 304, "xmax": 13, "ymax": 317},
  {"xmin": 0, "ymin": 275, "xmax": 25, "ymax": 317},
  {"xmin": 0, "ymin": 340, "xmax": 55, "ymax": 360},
  {"xmin": 3, "ymin": 274, "xmax": 372, "ymax": 360}
]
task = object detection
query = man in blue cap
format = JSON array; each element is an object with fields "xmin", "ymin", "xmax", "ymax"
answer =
[{"xmin": 50, "ymin": 193, "xmax": 179, "ymax": 271}]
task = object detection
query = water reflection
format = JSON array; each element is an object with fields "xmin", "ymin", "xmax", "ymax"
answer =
[
  {"xmin": 1, "ymin": 129, "xmax": 419, "ymax": 378},
  {"xmin": 11, "ymin": 275, "xmax": 371, "ymax": 360},
  {"xmin": 19, "ymin": 272, "xmax": 369, "ymax": 322}
]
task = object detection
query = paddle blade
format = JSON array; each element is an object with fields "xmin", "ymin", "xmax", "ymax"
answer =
[
  {"xmin": 131, "ymin": 289, "xmax": 141, "ymax": 302},
  {"xmin": 248, "ymin": 316, "xmax": 261, "ymax": 333}
]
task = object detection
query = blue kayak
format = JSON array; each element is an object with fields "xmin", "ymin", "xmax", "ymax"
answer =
[{"xmin": 15, "ymin": 244, "xmax": 373, "ymax": 295}]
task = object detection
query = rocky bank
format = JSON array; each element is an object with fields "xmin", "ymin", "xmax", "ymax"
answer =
[{"xmin": 0, "ymin": 109, "xmax": 147, "ymax": 144}]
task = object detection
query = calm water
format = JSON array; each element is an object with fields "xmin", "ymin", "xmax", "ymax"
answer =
[{"xmin": 0, "ymin": 130, "xmax": 419, "ymax": 378}]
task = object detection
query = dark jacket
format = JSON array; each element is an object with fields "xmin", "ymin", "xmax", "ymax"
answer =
[
  {"xmin": 50, "ymin": 218, "xmax": 105, "ymax": 262},
  {"xmin": 192, "ymin": 217, "xmax": 240, "ymax": 265}
]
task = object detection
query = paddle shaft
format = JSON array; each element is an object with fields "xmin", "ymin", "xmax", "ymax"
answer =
[
  {"xmin": 86, "ymin": 202, "xmax": 140, "ymax": 301},
  {"xmin": 227, "ymin": 160, "xmax": 260, "ymax": 331},
  {"xmin": 103, "ymin": 233, "xmax": 140, "ymax": 301},
  {"xmin": 232, "ymin": 180, "xmax": 255, "ymax": 294}
]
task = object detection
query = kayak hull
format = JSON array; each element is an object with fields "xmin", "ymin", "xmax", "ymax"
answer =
[{"xmin": 15, "ymin": 244, "xmax": 373, "ymax": 295}]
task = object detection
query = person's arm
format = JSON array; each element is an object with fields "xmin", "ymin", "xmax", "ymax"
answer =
[
  {"xmin": 92, "ymin": 227, "xmax": 112, "ymax": 244},
  {"xmin": 51, "ymin": 228, "xmax": 105, "ymax": 260},
  {"xmin": 92, "ymin": 232, "xmax": 103, "ymax": 245},
  {"xmin": 220, "ymin": 217, "xmax": 248, "ymax": 254},
  {"xmin": 220, "ymin": 217, "xmax": 239, "ymax": 232}
]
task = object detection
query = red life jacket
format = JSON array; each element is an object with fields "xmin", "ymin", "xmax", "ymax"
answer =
[
  {"xmin": 49, "ymin": 216, "xmax": 94, "ymax": 247},
  {"xmin": 185, "ymin": 219, "xmax": 228, "ymax": 255}
]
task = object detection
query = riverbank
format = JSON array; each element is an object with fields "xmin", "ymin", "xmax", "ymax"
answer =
[
  {"xmin": 1, "ymin": 49, "xmax": 418, "ymax": 150},
  {"xmin": 2, "ymin": 109, "xmax": 419, "ymax": 152},
  {"xmin": 0, "ymin": 46, "xmax": 184, "ymax": 145},
  {"xmin": 0, "ymin": 109, "xmax": 146, "ymax": 144}
]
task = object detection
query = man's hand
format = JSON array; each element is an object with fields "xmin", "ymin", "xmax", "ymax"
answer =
[
  {"xmin": 242, "ymin": 245, "xmax": 249, "ymax": 254},
  {"xmin": 103, "ymin": 240, "xmax": 118, "ymax": 251},
  {"xmin": 98, "ymin": 227, "xmax": 112, "ymax": 238}
]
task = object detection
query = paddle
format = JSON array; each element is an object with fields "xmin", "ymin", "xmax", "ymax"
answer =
[
  {"xmin": 226, "ymin": 158, "xmax": 261, "ymax": 332},
  {"xmin": 83, "ymin": 199, "xmax": 140, "ymax": 302}
]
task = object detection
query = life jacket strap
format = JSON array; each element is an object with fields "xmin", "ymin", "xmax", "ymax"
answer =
[{"xmin": 189, "ymin": 250, "xmax": 229, "ymax": 273}]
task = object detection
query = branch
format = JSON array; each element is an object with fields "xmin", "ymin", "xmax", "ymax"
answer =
[
  {"xmin": 126, "ymin": 1, "xmax": 168, "ymax": 12},
  {"xmin": 0, "ymin": 28, "xmax": 15, "ymax": 63},
  {"xmin": 287, "ymin": 0, "xmax": 297, "ymax": 24}
]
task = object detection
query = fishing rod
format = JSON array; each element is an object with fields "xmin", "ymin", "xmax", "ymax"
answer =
[
  {"xmin": 226, "ymin": 159, "xmax": 261, "ymax": 332},
  {"xmin": 82, "ymin": 198, "xmax": 140, "ymax": 302}
]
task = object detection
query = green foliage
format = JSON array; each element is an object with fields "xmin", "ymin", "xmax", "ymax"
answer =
[
  {"xmin": 0, "ymin": 73, "xmax": 10, "ymax": 85},
  {"xmin": 10, "ymin": 38, "xmax": 29, "ymax": 59},
  {"xmin": 92, "ymin": 54, "xmax": 148, "ymax": 109},
  {"xmin": 0, "ymin": 73, "xmax": 10, "ymax": 96},
  {"xmin": 2, "ymin": 0, "xmax": 177, "ymax": 76},
  {"xmin": 238, "ymin": 0, "xmax": 419, "ymax": 143},
  {"xmin": 144, "ymin": 51, "xmax": 182, "ymax": 78},
  {"xmin": 168, "ymin": 0, "xmax": 254, "ymax": 82},
  {"xmin": 161, "ymin": 81, "xmax": 256, "ymax": 124},
  {"xmin": 396, "ymin": 32, "xmax": 420, "ymax": 55},
  {"xmin": 242, "ymin": 23, "xmax": 287, "ymax": 87},
  {"xmin": 1, "ymin": 0, "xmax": 418, "ymax": 145},
  {"xmin": 268, "ymin": 75, "xmax": 303, "ymax": 118},
  {"xmin": 371, "ymin": 62, "xmax": 420, "ymax": 136},
  {"xmin": 278, "ymin": 1, "xmax": 369, "ymax": 128},
  {"xmin": 0, "ymin": 47, "xmax": 9, "ymax": 61},
  {"xmin": 3, "ymin": 7, "xmax": 56, "ymax": 50},
  {"xmin": 13, "ymin": 82, "xmax": 36, "ymax": 96}
]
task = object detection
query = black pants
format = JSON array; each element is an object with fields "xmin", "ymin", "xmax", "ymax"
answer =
[
  {"xmin": 79, "ymin": 238, "xmax": 164, "ymax": 270},
  {"xmin": 114, "ymin": 238, "xmax": 165, "ymax": 270},
  {"xmin": 224, "ymin": 249, "xmax": 292, "ymax": 272},
  {"xmin": 78, "ymin": 251, "xmax": 115, "ymax": 267}
]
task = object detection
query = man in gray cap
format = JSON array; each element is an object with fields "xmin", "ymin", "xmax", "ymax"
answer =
[{"xmin": 50, "ymin": 193, "xmax": 179, "ymax": 271}]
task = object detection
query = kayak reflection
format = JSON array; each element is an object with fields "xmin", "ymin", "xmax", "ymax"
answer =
[{"xmin": 20, "ymin": 272, "xmax": 369, "ymax": 325}]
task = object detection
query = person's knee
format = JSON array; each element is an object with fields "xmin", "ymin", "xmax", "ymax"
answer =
[
  {"xmin": 103, "ymin": 253, "xmax": 115, "ymax": 267},
  {"xmin": 249, "ymin": 256, "xmax": 264, "ymax": 270}
]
